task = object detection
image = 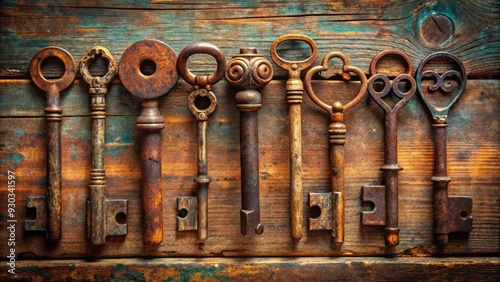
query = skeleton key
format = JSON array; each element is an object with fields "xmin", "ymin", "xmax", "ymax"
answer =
[
  {"xmin": 304, "ymin": 52, "xmax": 367, "ymax": 247},
  {"xmin": 118, "ymin": 39, "xmax": 179, "ymax": 245},
  {"xmin": 416, "ymin": 52, "xmax": 472, "ymax": 245},
  {"xmin": 361, "ymin": 50, "xmax": 416, "ymax": 246},
  {"xmin": 226, "ymin": 47, "xmax": 273, "ymax": 236},
  {"xmin": 176, "ymin": 43, "xmax": 226, "ymax": 241},
  {"xmin": 80, "ymin": 46, "xmax": 128, "ymax": 245},
  {"xmin": 25, "ymin": 46, "xmax": 77, "ymax": 240},
  {"xmin": 270, "ymin": 34, "xmax": 318, "ymax": 242}
]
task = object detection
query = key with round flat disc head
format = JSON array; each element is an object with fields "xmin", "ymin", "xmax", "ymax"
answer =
[
  {"xmin": 119, "ymin": 39, "xmax": 179, "ymax": 245},
  {"xmin": 80, "ymin": 46, "xmax": 128, "ymax": 245},
  {"xmin": 25, "ymin": 46, "xmax": 77, "ymax": 241},
  {"xmin": 176, "ymin": 42, "xmax": 226, "ymax": 242},
  {"xmin": 270, "ymin": 34, "xmax": 318, "ymax": 243},
  {"xmin": 361, "ymin": 50, "xmax": 416, "ymax": 248}
]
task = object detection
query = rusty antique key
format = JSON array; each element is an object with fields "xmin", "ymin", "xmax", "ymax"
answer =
[
  {"xmin": 226, "ymin": 47, "xmax": 273, "ymax": 236},
  {"xmin": 119, "ymin": 39, "xmax": 179, "ymax": 245},
  {"xmin": 416, "ymin": 52, "xmax": 473, "ymax": 245},
  {"xmin": 25, "ymin": 46, "xmax": 77, "ymax": 240},
  {"xmin": 361, "ymin": 50, "xmax": 416, "ymax": 247},
  {"xmin": 80, "ymin": 46, "xmax": 128, "ymax": 245},
  {"xmin": 304, "ymin": 52, "xmax": 367, "ymax": 247},
  {"xmin": 176, "ymin": 43, "xmax": 226, "ymax": 241},
  {"xmin": 270, "ymin": 34, "xmax": 318, "ymax": 242}
]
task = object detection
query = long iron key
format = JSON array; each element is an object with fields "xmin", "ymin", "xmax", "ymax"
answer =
[
  {"xmin": 25, "ymin": 46, "xmax": 77, "ymax": 241},
  {"xmin": 80, "ymin": 46, "xmax": 128, "ymax": 245},
  {"xmin": 416, "ymin": 52, "xmax": 472, "ymax": 245},
  {"xmin": 226, "ymin": 47, "xmax": 273, "ymax": 236},
  {"xmin": 361, "ymin": 50, "xmax": 416, "ymax": 247},
  {"xmin": 270, "ymin": 34, "xmax": 318, "ymax": 242},
  {"xmin": 176, "ymin": 43, "xmax": 226, "ymax": 241},
  {"xmin": 304, "ymin": 52, "xmax": 367, "ymax": 248},
  {"xmin": 118, "ymin": 39, "xmax": 179, "ymax": 245}
]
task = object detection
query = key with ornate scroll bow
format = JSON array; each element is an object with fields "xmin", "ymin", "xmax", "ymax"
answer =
[
  {"xmin": 119, "ymin": 39, "xmax": 179, "ymax": 245},
  {"xmin": 416, "ymin": 52, "xmax": 472, "ymax": 246},
  {"xmin": 80, "ymin": 46, "xmax": 128, "ymax": 245},
  {"xmin": 176, "ymin": 43, "xmax": 226, "ymax": 241},
  {"xmin": 226, "ymin": 47, "xmax": 273, "ymax": 236},
  {"xmin": 24, "ymin": 46, "xmax": 77, "ymax": 241},
  {"xmin": 361, "ymin": 50, "xmax": 416, "ymax": 247},
  {"xmin": 270, "ymin": 34, "xmax": 318, "ymax": 242},
  {"xmin": 304, "ymin": 52, "xmax": 367, "ymax": 248}
]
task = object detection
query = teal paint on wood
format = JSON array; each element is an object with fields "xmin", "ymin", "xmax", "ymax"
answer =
[{"xmin": 9, "ymin": 153, "xmax": 25, "ymax": 164}]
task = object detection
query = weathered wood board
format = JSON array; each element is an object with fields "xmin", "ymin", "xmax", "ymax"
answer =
[{"xmin": 0, "ymin": 0, "xmax": 499, "ymax": 279}]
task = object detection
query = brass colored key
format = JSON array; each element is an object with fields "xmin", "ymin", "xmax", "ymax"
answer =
[
  {"xmin": 119, "ymin": 39, "xmax": 179, "ymax": 245},
  {"xmin": 304, "ymin": 52, "xmax": 367, "ymax": 248},
  {"xmin": 25, "ymin": 46, "xmax": 77, "ymax": 241},
  {"xmin": 270, "ymin": 34, "xmax": 318, "ymax": 242},
  {"xmin": 226, "ymin": 47, "xmax": 273, "ymax": 236},
  {"xmin": 361, "ymin": 50, "xmax": 416, "ymax": 247},
  {"xmin": 80, "ymin": 46, "xmax": 128, "ymax": 245},
  {"xmin": 416, "ymin": 52, "xmax": 472, "ymax": 245},
  {"xmin": 176, "ymin": 43, "xmax": 226, "ymax": 241}
]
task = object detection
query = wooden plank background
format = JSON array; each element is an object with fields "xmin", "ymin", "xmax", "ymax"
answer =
[{"xmin": 0, "ymin": 0, "xmax": 499, "ymax": 276}]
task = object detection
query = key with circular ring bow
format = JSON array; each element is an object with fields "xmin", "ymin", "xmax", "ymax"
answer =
[
  {"xmin": 304, "ymin": 52, "xmax": 367, "ymax": 248},
  {"xmin": 80, "ymin": 46, "xmax": 128, "ymax": 245},
  {"xmin": 416, "ymin": 52, "xmax": 472, "ymax": 246},
  {"xmin": 25, "ymin": 46, "xmax": 77, "ymax": 241},
  {"xmin": 176, "ymin": 42, "xmax": 226, "ymax": 242},
  {"xmin": 361, "ymin": 50, "xmax": 416, "ymax": 247},
  {"xmin": 119, "ymin": 39, "xmax": 179, "ymax": 245},
  {"xmin": 270, "ymin": 34, "xmax": 318, "ymax": 243}
]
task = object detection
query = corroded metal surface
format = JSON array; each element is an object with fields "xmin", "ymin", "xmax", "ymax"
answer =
[
  {"xmin": 270, "ymin": 34, "xmax": 318, "ymax": 242},
  {"xmin": 361, "ymin": 50, "xmax": 416, "ymax": 247},
  {"xmin": 119, "ymin": 39, "xmax": 179, "ymax": 245},
  {"xmin": 304, "ymin": 52, "xmax": 367, "ymax": 247},
  {"xmin": 25, "ymin": 46, "xmax": 77, "ymax": 241},
  {"xmin": 80, "ymin": 46, "xmax": 128, "ymax": 245},
  {"xmin": 226, "ymin": 47, "xmax": 273, "ymax": 236},
  {"xmin": 176, "ymin": 42, "xmax": 226, "ymax": 241},
  {"xmin": 416, "ymin": 52, "xmax": 472, "ymax": 246}
]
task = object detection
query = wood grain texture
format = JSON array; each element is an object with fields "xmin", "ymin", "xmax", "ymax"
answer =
[
  {"xmin": 1, "ymin": 257, "xmax": 499, "ymax": 281},
  {"xmin": 0, "ymin": 79, "xmax": 498, "ymax": 258},
  {"xmin": 0, "ymin": 0, "xmax": 499, "ymax": 78}
]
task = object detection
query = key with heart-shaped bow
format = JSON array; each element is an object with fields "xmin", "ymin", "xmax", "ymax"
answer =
[
  {"xmin": 416, "ymin": 52, "xmax": 472, "ymax": 246},
  {"xmin": 361, "ymin": 50, "xmax": 416, "ymax": 247},
  {"xmin": 270, "ymin": 34, "xmax": 318, "ymax": 243},
  {"xmin": 176, "ymin": 43, "xmax": 226, "ymax": 242},
  {"xmin": 304, "ymin": 52, "xmax": 367, "ymax": 248}
]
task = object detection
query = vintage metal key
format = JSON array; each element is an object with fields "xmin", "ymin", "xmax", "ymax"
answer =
[
  {"xmin": 361, "ymin": 50, "xmax": 416, "ymax": 246},
  {"xmin": 304, "ymin": 52, "xmax": 367, "ymax": 247},
  {"xmin": 416, "ymin": 52, "xmax": 472, "ymax": 245},
  {"xmin": 226, "ymin": 47, "xmax": 273, "ymax": 236},
  {"xmin": 176, "ymin": 43, "xmax": 226, "ymax": 241},
  {"xmin": 80, "ymin": 46, "xmax": 128, "ymax": 245},
  {"xmin": 25, "ymin": 46, "xmax": 77, "ymax": 241},
  {"xmin": 270, "ymin": 34, "xmax": 318, "ymax": 242},
  {"xmin": 118, "ymin": 39, "xmax": 179, "ymax": 245}
]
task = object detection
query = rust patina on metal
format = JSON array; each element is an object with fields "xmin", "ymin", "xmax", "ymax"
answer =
[
  {"xmin": 416, "ymin": 52, "xmax": 472, "ymax": 246},
  {"xmin": 176, "ymin": 42, "xmax": 226, "ymax": 242},
  {"xmin": 304, "ymin": 52, "xmax": 367, "ymax": 248},
  {"xmin": 361, "ymin": 50, "xmax": 416, "ymax": 247},
  {"xmin": 80, "ymin": 46, "xmax": 128, "ymax": 245},
  {"xmin": 118, "ymin": 39, "xmax": 179, "ymax": 245},
  {"xmin": 25, "ymin": 46, "xmax": 77, "ymax": 241},
  {"xmin": 270, "ymin": 34, "xmax": 318, "ymax": 243},
  {"xmin": 226, "ymin": 47, "xmax": 273, "ymax": 236}
]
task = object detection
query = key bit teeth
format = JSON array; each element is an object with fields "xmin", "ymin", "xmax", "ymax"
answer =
[{"xmin": 25, "ymin": 196, "xmax": 47, "ymax": 232}]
